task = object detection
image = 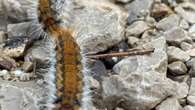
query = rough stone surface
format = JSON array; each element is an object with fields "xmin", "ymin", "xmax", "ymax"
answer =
[
  {"xmin": 102, "ymin": 72, "xmax": 188, "ymax": 110},
  {"xmin": 179, "ymin": 19, "xmax": 189, "ymax": 29},
  {"xmin": 180, "ymin": 42, "xmax": 193, "ymax": 51},
  {"xmin": 7, "ymin": 22, "xmax": 32, "ymax": 37},
  {"xmin": 187, "ymin": 96, "xmax": 195, "ymax": 106},
  {"xmin": 25, "ymin": 39, "xmax": 51, "ymax": 64},
  {"xmin": 156, "ymin": 97, "xmax": 182, "ymax": 110},
  {"xmin": 188, "ymin": 78, "xmax": 195, "ymax": 95},
  {"xmin": 167, "ymin": 46, "xmax": 190, "ymax": 62},
  {"xmin": 127, "ymin": 36, "xmax": 140, "ymax": 47},
  {"xmin": 0, "ymin": 31, "xmax": 6, "ymax": 44},
  {"xmin": 90, "ymin": 60, "xmax": 108, "ymax": 81},
  {"xmin": 156, "ymin": 14, "xmax": 180, "ymax": 31},
  {"xmin": 126, "ymin": 21, "xmax": 150, "ymax": 37},
  {"xmin": 187, "ymin": 78, "xmax": 195, "ymax": 106},
  {"xmin": 22, "ymin": 61, "xmax": 33, "ymax": 72},
  {"xmin": 186, "ymin": 48, "xmax": 195, "ymax": 57},
  {"xmin": 113, "ymin": 37, "xmax": 167, "ymax": 76},
  {"xmin": 164, "ymin": 27, "xmax": 192, "ymax": 46},
  {"xmin": 104, "ymin": 37, "xmax": 189, "ymax": 110},
  {"xmin": 127, "ymin": 11, "xmax": 139, "ymax": 25},
  {"xmin": 0, "ymin": 85, "xmax": 39, "ymax": 110},
  {"xmin": 175, "ymin": 3, "xmax": 195, "ymax": 24},
  {"xmin": 140, "ymin": 29, "xmax": 161, "ymax": 43},
  {"xmin": 186, "ymin": 58, "xmax": 195, "ymax": 77},
  {"xmin": 184, "ymin": 105, "xmax": 195, "ymax": 110},
  {"xmin": 73, "ymin": 1, "xmax": 126, "ymax": 53},
  {"xmin": 189, "ymin": 24, "xmax": 195, "ymax": 39},
  {"xmin": 168, "ymin": 75, "xmax": 189, "ymax": 83},
  {"xmin": 168, "ymin": 61, "xmax": 188, "ymax": 75},
  {"xmin": 1, "ymin": 0, "xmax": 37, "ymax": 22},
  {"xmin": 125, "ymin": 0, "xmax": 154, "ymax": 17}
]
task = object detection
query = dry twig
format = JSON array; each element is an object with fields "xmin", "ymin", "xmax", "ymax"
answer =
[{"xmin": 86, "ymin": 48, "xmax": 155, "ymax": 59}]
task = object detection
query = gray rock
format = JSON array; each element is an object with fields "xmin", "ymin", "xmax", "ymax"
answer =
[
  {"xmin": 176, "ymin": 82, "xmax": 189, "ymax": 99},
  {"xmin": 186, "ymin": 58, "xmax": 195, "ymax": 68},
  {"xmin": 187, "ymin": 58, "xmax": 195, "ymax": 77},
  {"xmin": 106, "ymin": 38, "xmax": 191, "ymax": 110},
  {"xmin": 0, "ymin": 0, "xmax": 3, "ymax": 12},
  {"xmin": 88, "ymin": 76, "xmax": 104, "ymax": 109},
  {"xmin": 187, "ymin": 78, "xmax": 195, "ymax": 106},
  {"xmin": 0, "ymin": 2, "xmax": 7, "ymax": 31},
  {"xmin": 126, "ymin": 21, "xmax": 150, "ymax": 37},
  {"xmin": 141, "ymin": 29, "xmax": 162, "ymax": 43},
  {"xmin": 180, "ymin": 42, "xmax": 193, "ymax": 51},
  {"xmin": 0, "ymin": 85, "xmax": 39, "ymax": 110},
  {"xmin": 7, "ymin": 22, "xmax": 32, "ymax": 37},
  {"xmin": 73, "ymin": 1, "xmax": 126, "ymax": 53},
  {"xmin": 168, "ymin": 61, "xmax": 188, "ymax": 75},
  {"xmin": 184, "ymin": 105, "xmax": 195, "ymax": 110},
  {"xmin": 0, "ymin": 31, "xmax": 6, "ymax": 44},
  {"xmin": 164, "ymin": 27, "xmax": 192, "ymax": 46},
  {"xmin": 168, "ymin": 75, "xmax": 190, "ymax": 83},
  {"xmin": 22, "ymin": 61, "xmax": 33, "ymax": 72},
  {"xmin": 127, "ymin": 11, "xmax": 139, "ymax": 25},
  {"xmin": 156, "ymin": 14, "xmax": 180, "ymax": 31},
  {"xmin": 156, "ymin": 97, "xmax": 182, "ymax": 110},
  {"xmin": 25, "ymin": 39, "xmax": 53, "ymax": 64},
  {"xmin": 90, "ymin": 60, "xmax": 107, "ymax": 81},
  {"xmin": 127, "ymin": 36, "xmax": 140, "ymax": 47},
  {"xmin": 175, "ymin": 3, "xmax": 195, "ymax": 24},
  {"xmin": 113, "ymin": 56, "xmax": 138, "ymax": 76},
  {"xmin": 187, "ymin": 48, "xmax": 195, "ymax": 57},
  {"xmin": 189, "ymin": 78, "xmax": 195, "ymax": 96},
  {"xmin": 187, "ymin": 96, "xmax": 195, "ymax": 106},
  {"xmin": 125, "ymin": 0, "xmax": 154, "ymax": 17},
  {"xmin": 189, "ymin": 24, "xmax": 195, "ymax": 40},
  {"xmin": 0, "ymin": 70, "xmax": 9, "ymax": 76},
  {"xmin": 88, "ymin": 76, "xmax": 100, "ymax": 91},
  {"xmin": 102, "ymin": 72, "xmax": 188, "ymax": 110},
  {"xmin": 145, "ymin": 16, "xmax": 156, "ymax": 27},
  {"xmin": 0, "ymin": 15, "xmax": 7, "ymax": 31},
  {"xmin": 167, "ymin": 46, "xmax": 190, "ymax": 62},
  {"xmin": 179, "ymin": 19, "xmax": 189, "ymax": 30},
  {"xmin": 1, "ymin": 0, "xmax": 37, "ymax": 22},
  {"xmin": 113, "ymin": 37, "xmax": 167, "ymax": 76}
]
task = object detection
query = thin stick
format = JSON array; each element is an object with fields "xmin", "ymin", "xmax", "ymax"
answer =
[{"xmin": 86, "ymin": 48, "xmax": 155, "ymax": 59}]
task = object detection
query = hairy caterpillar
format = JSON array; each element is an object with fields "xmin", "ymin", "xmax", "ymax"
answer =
[{"xmin": 37, "ymin": 0, "xmax": 92, "ymax": 110}]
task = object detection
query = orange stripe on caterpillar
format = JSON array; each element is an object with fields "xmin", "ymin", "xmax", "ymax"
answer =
[{"xmin": 38, "ymin": 0, "xmax": 82, "ymax": 110}]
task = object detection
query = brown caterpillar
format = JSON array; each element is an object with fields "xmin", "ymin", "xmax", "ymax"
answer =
[{"xmin": 38, "ymin": 0, "xmax": 84, "ymax": 109}]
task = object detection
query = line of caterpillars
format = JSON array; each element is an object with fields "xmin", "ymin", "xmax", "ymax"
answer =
[{"xmin": 38, "ymin": 0, "xmax": 82, "ymax": 110}]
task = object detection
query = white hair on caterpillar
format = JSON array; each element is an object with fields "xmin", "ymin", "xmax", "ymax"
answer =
[
  {"xmin": 80, "ymin": 55, "xmax": 93, "ymax": 110},
  {"xmin": 43, "ymin": 37, "xmax": 57, "ymax": 110}
]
